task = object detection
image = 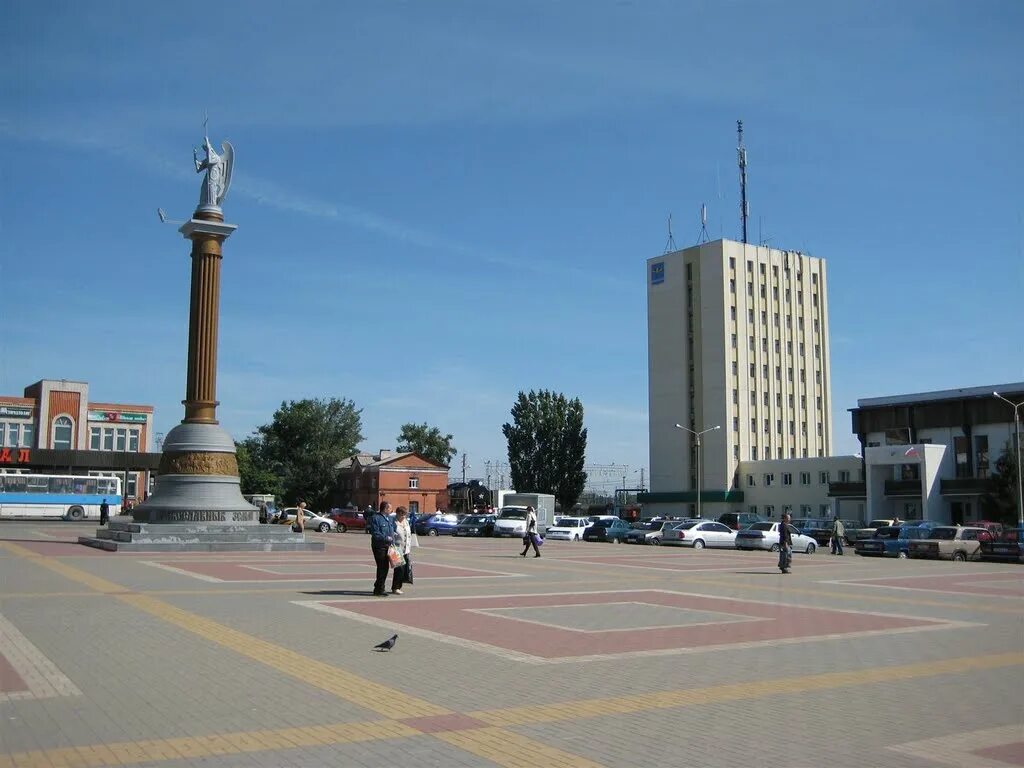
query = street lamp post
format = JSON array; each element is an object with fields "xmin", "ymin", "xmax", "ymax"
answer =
[
  {"xmin": 674, "ymin": 423, "xmax": 721, "ymax": 520},
  {"xmin": 993, "ymin": 392, "xmax": 1024, "ymax": 529}
]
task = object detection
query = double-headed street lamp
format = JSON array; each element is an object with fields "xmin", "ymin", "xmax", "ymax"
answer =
[
  {"xmin": 993, "ymin": 391, "xmax": 1024, "ymax": 529},
  {"xmin": 674, "ymin": 423, "xmax": 721, "ymax": 520}
]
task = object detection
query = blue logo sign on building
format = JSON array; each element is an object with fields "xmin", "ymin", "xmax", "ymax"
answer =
[{"xmin": 650, "ymin": 262, "xmax": 665, "ymax": 285}]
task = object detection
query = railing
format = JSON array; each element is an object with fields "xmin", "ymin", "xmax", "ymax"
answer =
[
  {"xmin": 884, "ymin": 479, "xmax": 921, "ymax": 496},
  {"xmin": 827, "ymin": 481, "xmax": 866, "ymax": 498},
  {"xmin": 939, "ymin": 477, "xmax": 995, "ymax": 495}
]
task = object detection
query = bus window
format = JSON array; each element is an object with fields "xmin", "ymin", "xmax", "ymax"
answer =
[
  {"xmin": 27, "ymin": 476, "xmax": 49, "ymax": 493},
  {"xmin": 50, "ymin": 477, "xmax": 73, "ymax": 494},
  {"xmin": 85, "ymin": 479, "xmax": 98, "ymax": 494},
  {"xmin": 1, "ymin": 475, "xmax": 27, "ymax": 493}
]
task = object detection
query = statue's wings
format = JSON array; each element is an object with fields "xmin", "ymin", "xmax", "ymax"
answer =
[{"xmin": 219, "ymin": 141, "xmax": 234, "ymax": 204}]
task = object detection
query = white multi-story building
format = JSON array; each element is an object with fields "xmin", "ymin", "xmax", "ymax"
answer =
[
  {"xmin": 737, "ymin": 455, "xmax": 863, "ymax": 522},
  {"xmin": 646, "ymin": 239, "xmax": 833, "ymax": 518}
]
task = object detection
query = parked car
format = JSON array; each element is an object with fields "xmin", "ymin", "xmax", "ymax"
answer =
[
  {"xmin": 544, "ymin": 517, "xmax": 591, "ymax": 541},
  {"xmin": 327, "ymin": 506, "xmax": 366, "ymax": 532},
  {"xmin": 803, "ymin": 518, "xmax": 864, "ymax": 547},
  {"xmin": 416, "ymin": 512, "xmax": 461, "ymax": 536},
  {"xmin": 908, "ymin": 526, "xmax": 988, "ymax": 561},
  {"xmin": 718, "ymin": 512, "xmax": 763, "ymax": 530},
  {"xmin": 582, "ymin": 518, "xmax": 633, "ymax": 543},
  {"xmin": 735, "ymin": 521, "xmax": 817, "ymax": 553},
  {"xmin": 972, "ymin": 520, "xmax": 1005, "ymax": 542},
  {"xmin": 278, "ymin": 507, "xmax": 337, "ymax": 533},
  {"xmin": 453, "ymin": 514, "xmax": 496, "ymax": 537},
  {"xmin": 854, "ymin": 523, "xmax": 935, "ymax": 559},
  {"xmin": 492, "ymin": 508, "xmax": 530, "ymax": 538},
  {"xmin": 856, "ymin": 519, "xmax": 901, "ymax": 540},
  {"xmin": 663, "ymin": 520, "xmax": 737, "ymax": 549},
  {"xmin": 979, "ymin": 528, "xmax": 1024, "ymax": 563},
  {"xmin": 624, "ymin": 519, "xmax": 675, "ymax": 545}
]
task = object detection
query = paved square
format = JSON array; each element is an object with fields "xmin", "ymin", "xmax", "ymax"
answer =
[
  {"xmin": 302, "ymin": 589, "xmax": 971, "ymax": 662},
  {"xmin": 1, "ymin": 522, "xmax": 1021, "ymax": 768}
]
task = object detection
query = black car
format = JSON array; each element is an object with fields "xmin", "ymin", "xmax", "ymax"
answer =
[
  {"xmin": 718, "ymin": 512, "xmax": 763, "ymax": 531},
  {"xmin": 979, "ymin": 528, "xmax": 1024, "ymax": 563},
  {"xmin": 582, "ymin": 518, "xmax": 632, "ymax": 543},
  {"xmin": 453, "ymin": 514, "xmax": 496, "ymax": 537}
]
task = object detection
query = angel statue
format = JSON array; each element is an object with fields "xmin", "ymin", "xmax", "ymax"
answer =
[{"xmin": 193, "ymin": 135, "xmax": 234, "ymax": 210}]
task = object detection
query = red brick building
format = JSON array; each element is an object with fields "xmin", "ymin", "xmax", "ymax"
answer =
[{"xmin": 335, "ymin": 450, "xmax": 449, "ymax": 516}]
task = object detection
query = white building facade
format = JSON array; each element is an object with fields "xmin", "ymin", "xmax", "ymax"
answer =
[
  {"xmin": 847, "ymin": 383, "xmax": 1023, "ymax": 525},
  {"xmin": 738, "ymin": 455, "xmax": 863, "ymax": 522},
  {"xmin": 645, "ymin": 239, "xmax": 833, "ymax": 518}
]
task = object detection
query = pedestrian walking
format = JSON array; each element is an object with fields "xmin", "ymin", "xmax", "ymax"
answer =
[
  {"xmin": 99, "ymin": 498, "xmax": 109, "ymax": 526},
  {"xmin": 368, "ymin": 502, "xmax": 396, "ymax": 596},
  {"xmin": 778, "ymin": 513, "xmax": 793, "ymax": 573},
  {"xmin": 831, "ymin": 516, "xmax": 845, "ymax": 555},
  {"xmin": 391, "ymin": 506, "xmax": 413, "ymax": 594},
  {"xmin": 520, "ymin": 505, "xmax": 542, "ymax": 558},
  {"xmin": 294, "ymin": 501, "xmax": 307, "ymax": 533},
  {"xmin": 258, "ymin": 502, "xmax": 268, "ymax": 524}
]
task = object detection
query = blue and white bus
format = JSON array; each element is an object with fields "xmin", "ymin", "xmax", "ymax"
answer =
[{"xmin": 0, "ymin": 473, "xmax": 123, "ymax": 520}]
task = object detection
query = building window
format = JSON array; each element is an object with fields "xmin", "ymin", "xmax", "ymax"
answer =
[
  {"xmin": 762, "ymin": 338, "xmax": 768, "ymax": 353},
  {"xmin": 732, "ymin": 390, "xmax": 739, "ymax": 404},
  {"xmin": 409, "ymin": 477, "xmax": 419, "ymax": 489},
  {"xmin": 90, "ymin": 426, "xmax": 102, "ymax": 450},
  {"xmin": 763, "ymin": 419, "xmax": 770, "ymax": 433},
  {"xmin": 773, "ymin": 312, "xmax": 780, "ymax": 326},
  {"xmin": 129, "ymin": 431, "xmax": 140, "ymax": 452},
  {"xmin": 975, "ymin": 435, "xmax": 990, "ymax": 478},
  {"xmin": 762, "ymin": 364, "xmax": 769, "ymax": 379},
  {"xmin": 764, "ymin": 473, "xmax": 774, "ymax": 486},
  {"xmin": 800, "ymin": 504, "xmax": 811, "ymax": 515},
  {"xmin": 750, "ymin": 392, "xmax": 757, "ymax": 405},
  {"xmin": 730, "ymin": 279, "xmax": 736, "ymax": 293},
  {"xmin": 115, "ymin": 428, "xmax": 127, "ymax": 451},
  {"xmin": 954, "ymin": 435, "xmax": 969, "ymax": 477},
  {"xmin": 838, "ymin": 470, "xmax": 851, "ymax": 482},
  {"xmin": 734, "ymin": 445, "xmax": 740, "ymax": 460},
  {"xmin": 749, "ymin": 363, "xmax": 756, "ymax": 377},
  {"xmin": 763, "ymin": 392, "xmax": 769, "ymax": 406},
  {"xmin": 749, "ymin": 505, "xmax": 758, "ymax": 515},
  {"xmin": 52, "ymin": 416, "xmax": 73, "ymax": 450},
  {"xmin": 730, "ymin": 306, "xmax": 736, "ymax": 320},
  {"xmin": 789, "ymin": 420, "xmax": 795, "ymax": 435},
  {"xmin": 817, "ymin": 423, "xmax": 823, "ymax": 436},
  {"xmin": 751, "ymin": 447, "xmax": 758, "ymax": 460},
  {"xmin": 760, "ymin": 311, "xmax": 767, "ymax": 324},
  {"xmin": 751, "ymin": 418, "xmax": 757, "ymax": 431},
  {"xmin": 749, "ymin": 336, "xmax": 755, "ymax": 351},
  {"xmin": 765, "ymin": 505, "xmax": 774, "ymax": 517},
  {"xmin": 776, "ymin": 419, "xmax": 783, "ymax": 433},
  {"xmin": 733, "ymin": 417, "xmax": 739, "ymax": 431},
  {"xmin": 820, "ymin": 504, "xmax": 830, "ymax": 516},
  {"xmin": 732, "ymin": 361, "xmax": 738, "ymax": 375},
  {"xmin": 747, "ymin": 282, "xmax": 753, "ymax": 296},
  {"xmin": 783, "ymin": 504, "xmax": 793, "ymax": 516},
  {"xmin": 747, "ymin": 474, "xmax": 755, "ymax": 486},
  {"xmin": 819, "ymin": 471, "xmax": 830, "ymax": 484},
  {"xmin": 775, "ymin": 366, "xmax": 781, "ymax": 380},
  {"xmin": 799, "ymin": 472, "xmax": 810, "ymax": 485},
  {"xmin": 748, "ymin": 309, "xmax": 755, "ymax": 323},
  {"xmin": 782, "ymin": 472, "xmax": 792, "ymax": 486},
  {"xmin": 729, "ymin": 257, "xmax": 736, "ymax": 269}
]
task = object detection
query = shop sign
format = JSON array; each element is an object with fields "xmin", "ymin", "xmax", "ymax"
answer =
[
  {"xmin": 0, "ymin": 448, "xmax": 31, "ymax": 464},
  {"xmin": 0, "ymin": 406, "xmax": 33, "ymax": 418},
  {"xmin": 88, "ymin": 410, "xmax": 148, "ymax": 423}
]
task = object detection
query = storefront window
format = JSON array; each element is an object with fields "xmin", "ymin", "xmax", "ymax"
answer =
[
  {"xmin": 90, "ymin": 426, "xmax": 102, "ymax": 450},
  {"xmin": 53, "ymin": 416, "xmax": 73, "ymax": 450}
]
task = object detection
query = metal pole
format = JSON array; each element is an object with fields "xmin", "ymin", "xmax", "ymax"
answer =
[{"xmin": 696, "ymin": 434, "xmax": 701, "ymax": 521}]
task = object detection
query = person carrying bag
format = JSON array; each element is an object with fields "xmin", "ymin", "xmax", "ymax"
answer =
[
  {"xmin": 390, "ymin": 506, "xmax": 414, "ymax": 594},
  {"xmin": 519, "ymin": 505, "xmax": 542, "ymax": 558}
]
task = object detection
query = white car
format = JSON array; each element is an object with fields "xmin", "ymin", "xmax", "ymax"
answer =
[
  {"xmin": 735, "ymin": 521, "xmax": 817, "ymax": 553},
  {"xmin": 278, "ymin": 507, "xmax": 337, "ymax": 533},
  {"xmin": 544, "ymin": 517, "xmax": 591, "ymax": 541},
  {"xmin": 492, "ymin": 507, "xmax": 529, "ymax": 537},
  {"xmin": 663, "ymin": 520, "xmax": 737, "ymax": 549}
]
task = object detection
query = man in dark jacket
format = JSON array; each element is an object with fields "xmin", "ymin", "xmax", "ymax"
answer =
[
  {"xmin": 779, "ymin": 513, "xmax": 793, "ymax": 573},
  {"xmin": 368, "ymin": 502, "xmax": 396, "ymax": 596}
]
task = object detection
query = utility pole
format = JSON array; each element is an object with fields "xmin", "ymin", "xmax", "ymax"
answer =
[
  {"xmin": 461, "ymin": 454, "xmax": 469, "ymax": 483},
  {"xmin": 485, "ymin": 460, "xmax": 492, "ymax": 490}
]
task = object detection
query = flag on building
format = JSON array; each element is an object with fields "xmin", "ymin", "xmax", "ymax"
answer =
[{"xmin": 905, "ymin": 446, "xmax": 919, "ymax": 458}]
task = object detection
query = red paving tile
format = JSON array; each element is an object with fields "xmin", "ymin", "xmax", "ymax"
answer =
[
  {"xmin": 0, "ymin": 652, "xmax": 28, "ymax": 694},
  {"xmin": 155, "ymin": 558, "xmax": 505, "ymax": 582},
  {"xmin": 973, "ymin": 742, "xmax": 1024, "ymax": 766},
  {"xmin": 848, "ymin": 572, "xmax": 1024, "ymax": 597},
  {"xmin": 322, "ymin": 590, "xmax": 948, "ymax": 659}
]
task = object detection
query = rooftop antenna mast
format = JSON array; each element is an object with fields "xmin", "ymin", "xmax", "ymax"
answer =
[
  {"xmin": 698, "ymin": 203, "xmax": 710, "ymax": 244},
  {"xmin": 664, "ymin": 213, "xmax": 677, "ymax": 253},
  {"xmin": 737, "ymin": 120, "xmax": 749, "ymax": 244}
]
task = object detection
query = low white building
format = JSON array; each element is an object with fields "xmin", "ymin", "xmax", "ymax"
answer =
[
  {"xmin": 845, "ymin": 382, "xmax": 1023, "ymax": 524},
  {"xmin": 738, "ymin": 455, "xmax": 863, "ymax": 521}
]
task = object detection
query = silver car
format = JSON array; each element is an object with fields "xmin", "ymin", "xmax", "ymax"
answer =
[
  {"xmin": 735, "ymin": 521, "xmax": 817, "ymax": 554},
  {"xmin": 663, "ymin": 520, "xmax": 737, "ymax": 549},
  {"xmin": 279, "ymin": 507, "xmax": 337, "ymax": 533}
]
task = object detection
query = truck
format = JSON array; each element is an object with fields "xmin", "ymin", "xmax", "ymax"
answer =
[
  {"xmin": 491, "ymin": 493, "xmax": 556, "ymax": 537},
  {"xmin": 491, "ymin": 489, "xmax": 518, "ymax": 511}
]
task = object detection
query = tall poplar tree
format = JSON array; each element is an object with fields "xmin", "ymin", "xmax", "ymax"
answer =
[{"xmin": 502, "ymin": 389, "xmax": 587, "ymax": 510}]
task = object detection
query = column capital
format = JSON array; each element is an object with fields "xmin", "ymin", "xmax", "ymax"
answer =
[{"xmin": 179, "ymin": 219, "xmax": 237, "ymax": 241}]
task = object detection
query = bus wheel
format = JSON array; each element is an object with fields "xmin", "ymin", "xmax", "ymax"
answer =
[{"xmin": 68, "ymin": 506, "xmax": 84, "ymax": 521}]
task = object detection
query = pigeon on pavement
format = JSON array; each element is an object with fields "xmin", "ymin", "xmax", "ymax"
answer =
[{"xmin": 373, "ymin": 634, "xmax": 398, "ymax": 652}]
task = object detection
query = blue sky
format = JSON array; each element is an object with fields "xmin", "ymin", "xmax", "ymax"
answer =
[{"xmin": 1, "ymin": 1, "xmax": 1021, "ymax": 494}]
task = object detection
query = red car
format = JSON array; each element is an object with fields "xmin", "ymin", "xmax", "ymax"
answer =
[{"xmin": 328, "ymin": 507, "xmax": 366, "ymax": 532}]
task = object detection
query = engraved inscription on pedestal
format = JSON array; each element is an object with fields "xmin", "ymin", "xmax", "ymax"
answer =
[{"xmin": 159, "ymin": 451, "xmax": 239, "ymax": 476}]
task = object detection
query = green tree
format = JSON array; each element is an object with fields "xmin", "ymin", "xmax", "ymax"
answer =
[
  {"xmin": 257, "ymin": 397, "xmax": 364, "ymax": 511},
  {"xmin": 396, "ymin": 422, "xmax": 456, "ymax": 466},
  {"xmin": 502, "ymin": 389, "xmax": 588, "ymax": 510},
  {"xmin": 981, "ymin": 439, "xmax": 1022, "ymax": 526},
  {"xmin": 235, "ymin": 437, "xmax": 284, "ymax": 499}
]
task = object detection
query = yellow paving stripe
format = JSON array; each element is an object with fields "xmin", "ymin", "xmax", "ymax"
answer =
[
  {"xmin": 4, "ymin": 651, "xmax": 1021, "ymax": 768},
  {"xmin": 470, "ymin": 650, "xmax": 1024, "ymax": 726},
  {"xmin": 0, "ymin": 720, "xmax": 418, "ymax": 768},
  {"xmin": 435, "ymin": 726, "xmax": 608, "ymax": 768},
  {"xmin": 0, "ymin": 542, "xmax": 126, "ymax": 594}
]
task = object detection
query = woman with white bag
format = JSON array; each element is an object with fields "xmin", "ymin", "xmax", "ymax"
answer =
[{"xmin": 391, "ymin": 506, "xmax": 414, "ymax": 594}]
